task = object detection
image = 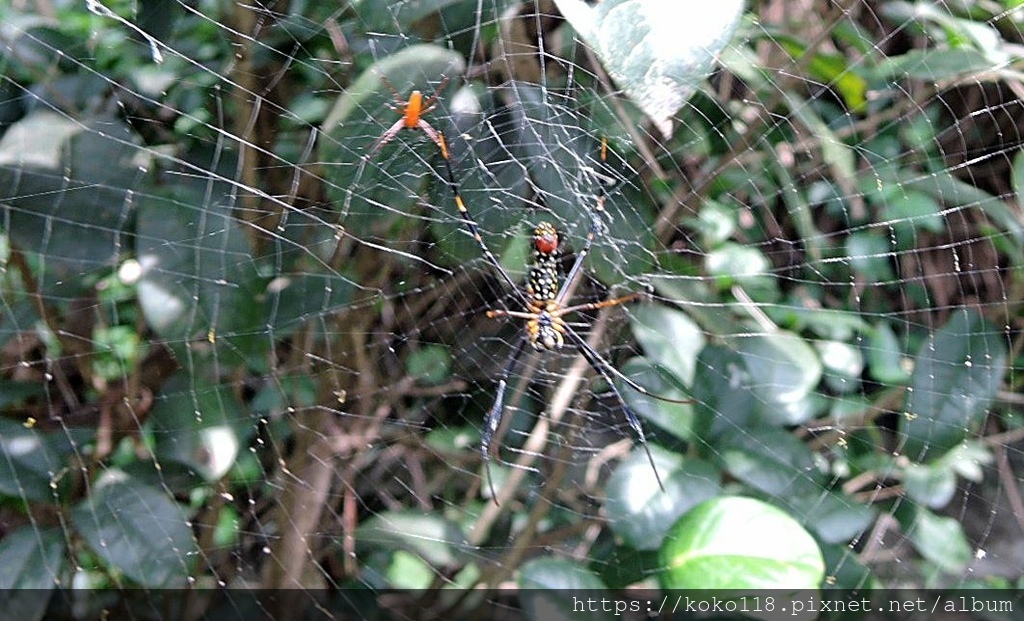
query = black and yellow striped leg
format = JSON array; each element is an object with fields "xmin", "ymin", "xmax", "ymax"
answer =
[
  {"xmin": 435, "ymin": 132, "xmax": 524, "ymax": 296},
  {"xmin": 563, "ymin": 325, "xmax": 665, "ymax": 492},
  {"xmin": 480, "ymin": 334, "xmax": 528, "ymax": 502}
]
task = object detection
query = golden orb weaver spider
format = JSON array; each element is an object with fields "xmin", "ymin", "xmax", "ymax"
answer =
[{"xmin": 432, "ymin": 134, "xmax": 694, "ymax": 500}]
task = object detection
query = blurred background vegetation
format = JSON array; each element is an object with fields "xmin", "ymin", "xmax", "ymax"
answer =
[{"xmin": 0, "ymin": 0, "xmax": 1022, "ymax": 617}]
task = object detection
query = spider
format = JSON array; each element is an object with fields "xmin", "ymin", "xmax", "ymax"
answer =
[
  {"xmin": 433, "ymin": 134, "xmax": 694, "ymax": 500},
  {"xmin": 366, "ymin": 75, "xmax": 449, "ymax": 158}
]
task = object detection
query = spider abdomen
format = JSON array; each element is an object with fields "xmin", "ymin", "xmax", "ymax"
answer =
[{"xmin": 526, "ymin": 221, "xmax": 562, "ymax": 302}]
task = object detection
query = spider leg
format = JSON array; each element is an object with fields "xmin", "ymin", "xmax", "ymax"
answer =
[
  {"xmin": 554, "ymin": 139, "xmax": 610, "ymax": 306},
  {"xmin": 481, "ymin": 334, "xmax": 528, "ymax": 501},
  {"xmin": 563, "ymin": 326, "xmax": 665, "ymax": 491},
  {"xmin": 555, "ymin": 292, "xmax": 642, "ymax": 317},
  {"xmin": 366, "ymin": 118, "xmax": 407, "ymax": 157},
  {"xmin": 554, "ymin": 213, "xmax": 597, "ymax": 307},
  {"xmin": 564, "ymin": 322, "xmax": 693, "ymax": 405},
  {"xmin": 436, "ymin": 132, "xmax": 526, "ymax": 298},
  {"xmin": 419, "ymin": 76, "xmax": 449, "ymax": 112},
  {"xmin": 485, "ymin": 309, "xmax": 537, "ymax": 320},
  {"xmin": 416, "ymin": 119, "xmax": 442, "ymax": 150},
  {"xmin": 377, "ymin": 73, "xmax": 404, "ymax": 104}
]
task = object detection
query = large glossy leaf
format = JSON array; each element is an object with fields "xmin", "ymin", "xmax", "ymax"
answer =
[
  {"xmin": 846, "ymin": 231, "xmax": 897, "ymax": 284},
  {"xmin": 70, "ymin": 471, "xmax": 197, "ymax": 587},
  {"xmin": 502, "ymin": 86, "xmax": 656, "ymax": 279},
  {"xmin": 815, "ymin": 339, "xmax": 864, "ymax": 395},
  {"xmin": 659, "ymin": 496, "xmax": 824, "ymax": 590},
  {"xmin": 705, "ymin": 243, "xmax": 774, "ymax": 293},
  {"xmin": 136, "ymin": 186, "xmax": 267, "ymax": 364},
  {"xmin": 618, "ymin": 357, "xmax": 693, "ymax": 441},
  {"xmin": 554, "ymin": 0, "xmax": 743, "ymax": 134},
  {"xmin": 606, "ymin": 451, "xmax": 720, "ymax": 551},
  {"xmin": 900, "ymin": 310, "xmax": 1006, "ymax": 462},
  {"xmin": 866, "ymin": 321, "xmax": 910, "ymax": 384},
  {"xmin": 0, "ymin": 112, "xmax": 141, "ymax": 294},
  {"xmin": 819, "ymin": 542, "xmax": 878, "ymax": 590},
  {"xmin": 903, "ymin": 462, "xmax": 957, "ymax": 509}
]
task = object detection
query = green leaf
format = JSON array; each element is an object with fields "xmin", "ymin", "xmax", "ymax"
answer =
[
  {"xmin": 691, "ymin": 345, "xmax": 760, "ymax": 443},
  {"xmin": 718, "ymin": 428, "xmax": 823, "ymax": 495},
  {"xmin": 0, "ymin": 526, "xmax": 64, "ymax": 588},
  {"xmin": 429, "ymin": 85, "xmax": 532, "ymax": 270},
  {"xmin": 866, "ymin": 322, "xmax": 910, "ymax": 384},
  {"xmin": 554, "ymin": 0, "xmax": 743, "ymax": 133},
  {"xmin": 900, "ymin": 310, "xmax": 1006, "ymax": 462},
  {"xmin": 815, "ymin": 340, "xmax": 864, "ymax": 394},
  {"xmin": 518, "ymin": 558, "xmax": 607, "ymax": 621},
  {"xmin": 629, "ymin": 303, "xmax": 703, "ymax": 383},
  {"xmin": 0, "ymin": 418, "xmax": 63, "ymax": 503},
  {"xmin": 0, "ymin": 527, "xmax": 64, "ymax": 621},
  {"xmin": 705, "ymin": 243, "xmax": 772, "ymax": 289},
  {"xmin": 846, "ymin": 231, "xmax": 896, "ymax": 283},
  {"xmin": 406, "ymin": 344, "xmax": 452, "ymax": 385},
  {"xmin": 880, "ymin": 189, "xmax": 945, "ymax": 234},
  {"xmin": 690, "ymin": 199, "xmax": 736, "ymax": 247},
  {"xmin": 519, "ymin": 556, "xmax": 606, "ymax": 590},
  {"xmin": 820, "ymin": 542, "xmax": 878, "ymax": 590},
  {"xmin": 903, "ymin": 462, "xmax": 957, "ymax": 509},
  {"xmin": 355, "ymin": 510, "xmax": 466, "ymax": 567},
  {"xmin": 781, "ymin": 90, "xmax": 856, "ymax": 183},
  {"xmin": 150, "ymin": 374, "xmax": 247, "ymax": 482},
  {"xmin": 70, "ymin": 471, "xmax": 197, "ymax": 587},
  {"xmin": 659, "ymin": 496, "xmax": 824, "ymax": 589},
  {"xmin": 386, "ymin": 551, "xmax": 435, "ymax": 590},
  {"xmin": 351, "ymin": 0, "xmax": 469, "ymax": 34},
  {"xmin": 0, "ymin": 113, "xmax": 140, "ymax": 294},
  {"xmin": 619, "ymin": 357, "xmax": 693, "ymax": 440},
  {"xmin": 947, "ymin": 441, "xmax": 992, "ymax": 483},
  {"xmin": 776, "ymin": 38, "xmax": 867, "ymax": 111},
  {"xmin": 900, "ymin": 168, "xmax": 1024, "ymax": 257},
  {"xmin": 874, "ymin": 48, "xmax": 995, "ymax": 81},
  {"xmin": 785, "ymin": 491, "xmax": 876, "ymax": 545},
  {"xmin": 605, "ymin": 451, "xmax": 720, "ymax": 550},
  {"xmin": 729, "ymin": 331, "xmax": 822, "ymax": 426},
  {"xmin": 908, "ymin": 509, "xmax": 972, "ymax": 574},
  {"xmin": 136, "ymin": 187, "xmax": 267, "ymax": 364}
]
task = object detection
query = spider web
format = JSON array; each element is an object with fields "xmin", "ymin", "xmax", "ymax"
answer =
[{"xmin": 0, "ymin": 0, "xmax": 1021, "ymax": 617}]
